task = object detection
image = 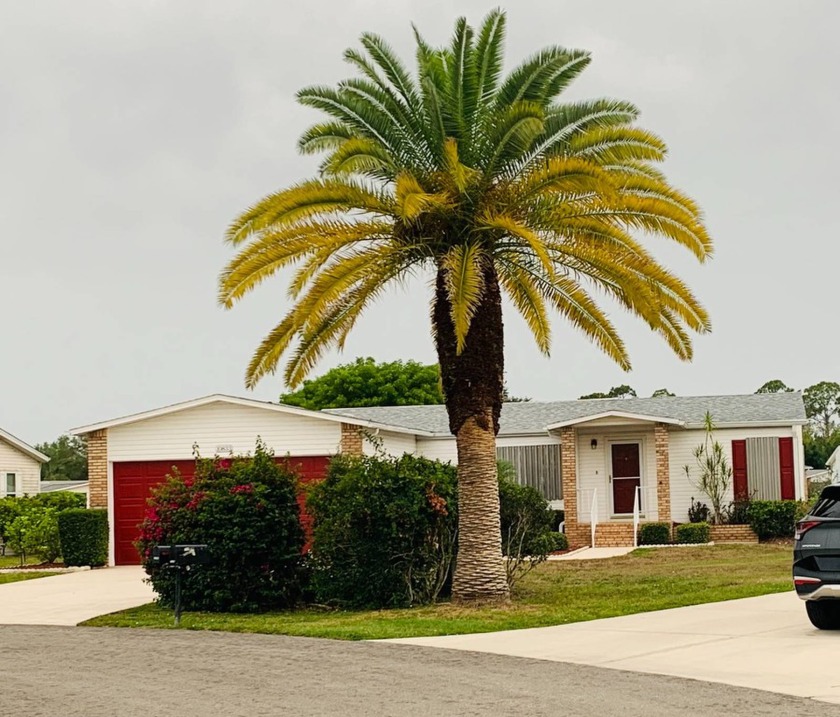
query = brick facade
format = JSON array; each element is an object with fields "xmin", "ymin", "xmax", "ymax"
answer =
[
  {"xmin": 709, "ymin": 524, "xmax": 758, "ymax": 544},
  {"xmin": 87, "ymin": 429, "xmax": 108, "ymax": 509},
  {"xmin": 654, "ymin": 423, "xmax": 672, "ymax": 538},
  {"xmin": 560, "ymin": 427, "xmax": 589, "ymax": 544},
  {"xmin": 339, "ymin": 423, "xmax": 364, "ymax": 455}
]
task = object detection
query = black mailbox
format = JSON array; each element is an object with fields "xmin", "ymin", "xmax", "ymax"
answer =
[{"xmin": 151, "ymin": 544, "xmax": 210, "ymax": 567}]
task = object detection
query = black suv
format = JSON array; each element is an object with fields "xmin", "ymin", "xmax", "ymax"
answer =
[{"xmin": 793, "ymin": 485, "xmax": 840, "ymax": 629}]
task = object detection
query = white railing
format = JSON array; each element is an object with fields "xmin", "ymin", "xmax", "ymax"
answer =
[
  {"xmin": 633, "ymin": 485, "xmax": 641, "ymax": 547},
  {"xmin": 590, "ymin": 488, "xmax": 598, "ymax": 547}
]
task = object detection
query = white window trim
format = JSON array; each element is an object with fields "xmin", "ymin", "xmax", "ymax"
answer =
[{"xmin": 2, "ymin": 471, "xmax": 19, "ymax": 498}]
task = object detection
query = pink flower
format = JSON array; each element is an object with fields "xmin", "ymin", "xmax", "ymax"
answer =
[{"xmin": 230, "ymin": 484, "xmax": 254, "ymax": 495}]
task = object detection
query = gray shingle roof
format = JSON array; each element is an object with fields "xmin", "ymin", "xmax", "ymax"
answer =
[{"xmin": 324, "ymin": 393, "xmax": 807, "ymax": 436}]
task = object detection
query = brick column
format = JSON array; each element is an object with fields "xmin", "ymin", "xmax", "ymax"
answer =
[
  {"xmin": 560, "ymin": 427, "xmax": 587, "ymax": 545},
  {"xmin": 87, "ymin": 429, "xmax": 108, "ymax": 509},
  {"xmin": 340, "ymin": 423, "xmax": 364, "ymax": 455},
  {"xmin": 654, "ymin": 423, "xmax": 671, "ymax": 526}
]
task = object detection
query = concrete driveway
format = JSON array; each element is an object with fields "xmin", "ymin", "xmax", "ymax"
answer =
[
  {"xmin": 389, "ymin": 591, "xmax": 840, "ymax": 704},
  {"xmin": 0, "ymin": 567, "xmax": 154, "ymax": 625}
]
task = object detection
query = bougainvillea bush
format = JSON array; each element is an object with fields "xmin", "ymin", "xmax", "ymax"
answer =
[{"xmin": 136, "ymin": 440, "xmax": 304, "ymax": 612}]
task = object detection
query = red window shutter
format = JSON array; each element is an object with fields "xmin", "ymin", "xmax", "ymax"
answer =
[
  {"xmin": 732, "ymin": 440, "xmax": 749, "ymax": 501},
  {"xmin": 778, "ymin": 437, "xmax": 795, "ymax": 500}
]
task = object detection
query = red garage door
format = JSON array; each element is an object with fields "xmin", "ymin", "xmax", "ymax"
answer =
[{"xmin": 113, "ymin": 456, "xmax": 330, "ymax": 565}]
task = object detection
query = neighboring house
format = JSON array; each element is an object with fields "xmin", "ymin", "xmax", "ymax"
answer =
[
  {"xmin": 0, "ymin": 427, "xmax": 49, "ymax": 498},
  {"xmin": 827, "ymin": 446, "xmax": 840, "ymax": 484},
  {"xmin": 39, "ymin": 480, "xmax": 90, "ymax": 506},
  {"xmin": 71, "ymin": 392, "xmax": 806, "ymax": 564}
]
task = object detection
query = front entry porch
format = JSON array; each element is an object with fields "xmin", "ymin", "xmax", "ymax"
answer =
[{"xmin": 552, "ymin": 413, "xmax": 676, "ymax": 548}]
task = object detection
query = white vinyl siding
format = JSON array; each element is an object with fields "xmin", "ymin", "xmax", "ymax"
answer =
[
  {"xmin": 668, "ymin": 426, "xmax": 800, "ymax": 522},
  {"xmin": 363, "ymin": 430, "xmax": 417, "ymax": 457},
  {"xmin": 0, "ymin": 438, "xmax": 42, "ymax": 496},
  {"xmin": 107, "ymin": 401, "xmax": 343, "ymax": 461}
]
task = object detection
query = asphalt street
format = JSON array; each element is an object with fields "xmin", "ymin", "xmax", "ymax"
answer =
[{"xmin": 1, "ymin": 626, "xmax": 836, "ymax": 717}]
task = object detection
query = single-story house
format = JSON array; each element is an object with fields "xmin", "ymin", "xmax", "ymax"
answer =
[
  {"xmin": 39, "ymin": 480, "xmax": 90, "ymax": 506},
  {"xmin": 71, "ymin": 391, "xmax": 807, "ymax": 565},
  {"xmin": 0, "ymin": 427, "xmax": 49, "ymax": 498}
]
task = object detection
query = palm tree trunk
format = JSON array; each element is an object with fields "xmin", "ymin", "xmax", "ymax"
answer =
[{"xmin": 433, "ymin": 258, "xmax": 509, "ymax": 604}]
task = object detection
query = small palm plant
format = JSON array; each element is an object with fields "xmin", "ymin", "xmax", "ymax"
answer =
[
  {"xmin": 220, "ymin": 10, "xmax": 712, "ymax": 603},
  {"xmin": 684, "ymin": 413, "xmax": 732, "ymax": 524}
]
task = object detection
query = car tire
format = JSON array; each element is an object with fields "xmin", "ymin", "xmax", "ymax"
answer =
[{"xmin": 806, "ymin": 600, "xmax": 840, "ymax": 630}]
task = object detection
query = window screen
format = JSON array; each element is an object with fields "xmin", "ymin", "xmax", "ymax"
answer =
[
  {"xmin": 5, "ymin": 473, "xmax": 17, "ymax": 497},
  {"xmin": 496, "ymin": 444, "xmax": 562, "ymax": 501}
]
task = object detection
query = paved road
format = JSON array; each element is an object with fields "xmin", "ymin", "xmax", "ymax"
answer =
[{"xmin": 2, "ymin": 626, "xmax": 837, "ymax": 717}]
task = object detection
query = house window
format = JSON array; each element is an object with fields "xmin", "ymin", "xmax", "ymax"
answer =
[
  {"xmin": 5, "ymin": 473, "xmax": 18, "ymax": 497},
  {"xmin": 732, "ymin": 437, "xmax": 796, "ymax": 501},
  {"xmin": 496, "ymin": 445, "xmax": 562, "ymax": 501}
]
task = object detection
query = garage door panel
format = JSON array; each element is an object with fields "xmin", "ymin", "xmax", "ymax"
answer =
[{"xmin": 112, "ymin": 457, "xmax": 330, "ymax": 565}]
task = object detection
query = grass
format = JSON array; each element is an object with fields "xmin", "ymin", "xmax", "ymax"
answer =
[
  {"xmin": 0, "ymin": 554, "xmax": 61, "ymax": 584},
  {"xmin": 82, "ymin": 544, "xmax": 794, "ymax": 640},
  {"xmin": 0, "ymin": 571, "xmax": 60, "ymax": 585}
]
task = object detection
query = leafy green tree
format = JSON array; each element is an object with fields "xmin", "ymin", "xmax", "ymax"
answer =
[
  {"xmin": 755, "ymin": 379, "xmax": 794, "ymax": 394},
  {"xmin": 803, "ymin": 381, "xmax": 840, "ymax": 438},
  {"xmin": 651, "ymin": 388, "xmax": 675, "ymax": 397},
  {"xmin": 35, "ymin": 435, "xmax": 88, "ymax": 482},
  {"xmin": 219, "ymin": 11, "xmax": 711, "ymax": 603},
  {"xmin": 580, "ymin": 385, "xmax": 637, "ymax": 400},
  {"xmin": 280, "ymin": 357, "xmax": 443, "ymax": 409},
  {"xmin": 804, "ymin": 426, "xmax": 840, "ymax": 468}
]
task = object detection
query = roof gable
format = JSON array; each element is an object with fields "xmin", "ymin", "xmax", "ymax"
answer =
[
  {"xmin": 0, "ymin": 428, "xmax": 49, "ymax": 463},
  {"xmin": 70, "ymin": 394, "xmax": 433, "ymax": 437}
]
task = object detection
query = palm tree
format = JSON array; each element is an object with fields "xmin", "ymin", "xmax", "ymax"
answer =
[{"xmin": 219, "ymin": 10, "xmax": 712, "ymax": 604}]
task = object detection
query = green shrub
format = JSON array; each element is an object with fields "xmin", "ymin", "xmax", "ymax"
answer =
[
  {"xmin": 720, "ymin": 500, "xmax": 751, "ymax": 525},
  {"xmin": 58, "ymin": 509, "xmax": 108, "ymax": 566},
  {"xmin": 0, "ymin": 497, "xmax": 22, "ymax": 543},
  {"xmin": 687, "ymin": 497, "xmax": 710, "ymax": 523},
  {"xmin": 545, "ymin": 532, "xmax": 568, "ymax": 552},
  {"xmin": 308, "ymin": 454, "xmax": 458, "ymax": 609},
  {"xmin": 639, "ymin": 522, "xmax": 671, "ymax": 545},
  {"xmin": 674, "ymin": 521, "xmax": 710, "ymax": 544},
  {"xmin": 499, "ymin": 477, "xmax": 559, "ymax": 586},
  {"xmin": 550, "ymin": 509, "xmax": 565, "ymax": 532},
  {"xmin": 136, "ymin": 440, "xmax": 305, "ymax": 612},
  {"xmin": 32, "ymin": 492, "xmax": 86, "ymax": 512},
  {"xmin": 746, "ymin": 500, "xmax": 808, "ymax": 540}
]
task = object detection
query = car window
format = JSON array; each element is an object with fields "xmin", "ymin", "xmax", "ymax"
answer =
[{"xmin": 811, "ymin": 497, "xmax": 840, "ymax": 519}]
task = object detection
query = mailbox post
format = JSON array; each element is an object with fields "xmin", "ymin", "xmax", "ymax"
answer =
[{"xmin": 151, "ymin": 544, "xmax": 210, "ymax": 626}]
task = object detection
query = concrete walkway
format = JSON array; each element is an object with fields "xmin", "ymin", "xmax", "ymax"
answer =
[
  {"xmin": 548, "ymin": 547, "xmax": 635, "ymax": 561},
  {"xmin": 0, "ymin": 567, "xmax": 154, "ymax": 625},
  {"xmin": 387, "ymin": 591, "xmax": 840, "ymax": 704}
]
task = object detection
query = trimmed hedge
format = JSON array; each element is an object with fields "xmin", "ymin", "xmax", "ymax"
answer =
[
  {"xmin": 58, "ymin": 509, "xmax": 108, "ymax": 566},
  {"xmin": 639, "ymin": 522, "xmax": 671, "ymax": 545},
  {"xmin": 675, "ymin": 521, "xmax": 710, "ymax": 544},
  {"xmin": 746, "ymin": 500, "xmax": 802, "ymax": 540}
]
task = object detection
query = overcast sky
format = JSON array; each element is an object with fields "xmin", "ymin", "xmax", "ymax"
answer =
[{"xmin": 1, "ymin": 1, "xmax": 838, "ymax": 444}]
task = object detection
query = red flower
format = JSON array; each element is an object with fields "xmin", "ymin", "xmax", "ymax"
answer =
[{"xmin": 230, "ymin": 484, "xmax": 254, "ymax": 495}]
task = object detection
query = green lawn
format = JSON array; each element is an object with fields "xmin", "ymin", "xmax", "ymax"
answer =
[
  {"xmin": 82, "ymin": 544, "xmax": 794, "ymax": 640},
  {"xmin": 0, "ymin": 554, "xmax": 60, "ymax": 584},
  {"xmin": 0, "ymin": 571, "xmax": 59, "ymax": 585}
]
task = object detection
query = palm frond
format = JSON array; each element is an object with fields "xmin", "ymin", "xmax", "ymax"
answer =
[{"xmin": 442, "ymin": 243, "xmax": 486, "ymax": 352}]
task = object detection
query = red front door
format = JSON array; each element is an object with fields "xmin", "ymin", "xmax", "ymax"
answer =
[
  {"xmin": 112, "ymin": 456, "xmax": 331, "ymax": 565},
  {"xmin": 611, "ymin": 443, "xmax": 641, "ymax": 515}
]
